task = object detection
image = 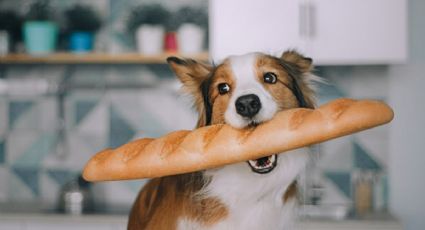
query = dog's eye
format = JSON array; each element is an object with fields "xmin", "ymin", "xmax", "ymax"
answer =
[
  {"xmin": 218, "ymin": 83, "xmax": 230, "ymax": 95},
  {"xmin": 263, "ymin": 72, "xmax": 277, "ymax": 84}
]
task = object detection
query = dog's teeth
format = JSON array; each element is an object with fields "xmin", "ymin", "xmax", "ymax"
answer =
[
  {"xmin": 247, "ymin": 154, "xmax": 277, "ymax": 174},
  {"xmin": 248, "ymin": 160, "xmax": 258, "ymax": 168}
]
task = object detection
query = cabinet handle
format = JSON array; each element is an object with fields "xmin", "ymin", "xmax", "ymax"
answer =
[
  {"xmin": 299, "ymin": 3, "xmax": 307, "ymax": 38},
  {"xmin": 306, "ymin": 2, "xmax": 316, "ymax": 38}
]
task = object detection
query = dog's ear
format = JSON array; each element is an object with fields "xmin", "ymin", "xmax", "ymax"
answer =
[
  {"xmin": 167, "ymin": 57, "xmax": 212, "ymax": 87},
  {"xmin": 280, "ymin": 50, "xmax": 317, "ymax": 109},
  {"xmin": 167, "ymin": 57, "xmax": 213, "ymax": 127},
  {"xmin": 281, "ymin": 50, "xmax": 313, "ymax": 73}
]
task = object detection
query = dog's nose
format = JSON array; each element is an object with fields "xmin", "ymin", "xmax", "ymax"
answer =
[{"xmin": 235, "ymin": 94, "xmax": 261, "ymax": 118}]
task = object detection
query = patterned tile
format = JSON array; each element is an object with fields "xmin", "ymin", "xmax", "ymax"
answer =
[
  {"xmin": 109, "ymin": 91, "xmax": 146, "ymax": 130},
  {"xmin": 353, "ymin": 126, "xmax": 389, "ymax": 168},
  {"xmin": 109, "ymin": 106, "xmax": 136, "ymax": 148},
  {"xmin": 0, "ymin": 98, "xmax": 7, "ymax": 137},
  {"xmin": 47, "ymin": 169, "xmax": 78, "ymax": 187},
  {"xmin": 0, "ymin": 140, "xmax": 5, "ymax": 164},
  {"xmin": 0, "ymin": 166, "xmax": 7, "ymax": 201},
  {"xmin": 317, "ymin": 136, "xmax": 353, "ymax": 171},
  {"xmin": 38, "ymin": 97, "xmax": 58, "ymax": 132},
  {"xmin": 8, "ymin": 168, "xmax": 36, "ymax": 201},
  {"xmin": 39, "ymin": 171, "xmax": 61, "ymax": 205},
  {"xmin": 316, "ymin": 78, "xmax": 346, "ymax": 105},
  {"xmin": 317, "ymin": 81, "xmax": 346, "ymax": 98},
  {"xmin": 75, "ymin": 100, "xmax": 108, "ymax": 139},
  {"xmin": 8, "ymin": 101, "xmax": 34, "ymax": 129},
  {"xmin": 75, "ymin": 100, "xmax": 98, "ymax": 125},
  {"xmin": 65, "ymin": 91, "xmax": 107, "ymax": 140},
  {"xmin": 6, "ymin": 131, "xmax": 39, "ymax": 165},
  {"xmin": 324, "ymin": 172, "xmax": 352, "ymax": 198},
  {"xmin": 353, "ymin": 142, "xmax": 382, "ymax": 171},
  {"xmin": 319, "ymin": 175, "xmax": 352, "ymax": 206},
  {"xmin": 138, "ymin": 89, "xmax": 196, "ymax": 132},
  {"xmin": 11, "ymin": 166, "xmax": 40, "ymax": 196},
  {"xmin": 43, "ymin": 132, "xmax": 97, "ymax": 170},
  {"xmin": 13, "ymin": 133, "xmax": 56, "ymax": 168}
]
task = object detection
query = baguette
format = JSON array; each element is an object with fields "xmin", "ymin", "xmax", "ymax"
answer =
[{"xmin": 83, "ymin": 98, "xmax": 394, "ymax": 181}]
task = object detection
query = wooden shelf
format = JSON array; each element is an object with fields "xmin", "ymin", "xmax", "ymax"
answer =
[{"xmin": 0, "ymin": 52, "xmax": 210, "ymax": 64}]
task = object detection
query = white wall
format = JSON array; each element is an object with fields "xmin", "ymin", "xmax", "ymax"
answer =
[
  {"xmin": 389, "ymin": 64, "xmax": 425, "ymax": 230},
  {"xmin": 388, "ymin": 1, "xmax": 425, "ymax": 229}
]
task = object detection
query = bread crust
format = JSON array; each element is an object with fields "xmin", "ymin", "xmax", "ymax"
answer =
[{"xmin": 83, "ymin": 98, "xmax": 394, "ymax": 181}]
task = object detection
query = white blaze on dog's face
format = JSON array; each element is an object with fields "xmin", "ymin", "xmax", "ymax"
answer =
[
  {"xmin": 167, "ymin": 51, "xmax": 316, "ymax": 174},
  {"xmin": 224, "ymin": 53, "xmax": 279, "ymax": 128}
]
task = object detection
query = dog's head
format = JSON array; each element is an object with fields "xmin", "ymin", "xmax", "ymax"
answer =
[{"xmin": 168, "ymin": 51, "xmax": 317, "ymax": 173}]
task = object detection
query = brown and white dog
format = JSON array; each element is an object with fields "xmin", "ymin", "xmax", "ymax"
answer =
[{"xmin": 128, "ymin": 50, "xmax": 318, "ymax": 230}]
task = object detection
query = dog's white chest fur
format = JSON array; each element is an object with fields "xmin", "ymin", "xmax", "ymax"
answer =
[{"xmin": 177, "ymin": 148, "xmax": 309, "ymax": 230}]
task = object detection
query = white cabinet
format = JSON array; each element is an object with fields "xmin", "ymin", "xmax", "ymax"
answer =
[
  {"xmin": 209, "ymin": 0, "xmax": 407, "ymax": 65},
  {"xmin": 210, "ymin": 0, "xmax": 306, "ymax": 61},
  {"xmin": 307, "ymin": 0, "xmax": 407, "ymax": 65}
]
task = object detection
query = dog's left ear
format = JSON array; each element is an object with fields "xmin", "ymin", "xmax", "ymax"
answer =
[
  {"xmin": 281, "ymin": 50, "xmax": 313, "ymax": 73},
  {"xmin": 280, "ymin": 50, "xmax": 317, "ymax": 109}
]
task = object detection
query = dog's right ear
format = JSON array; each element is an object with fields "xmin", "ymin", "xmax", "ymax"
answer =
[
  {"xmin": 167, "ymin": 57, "xmax": 212, "ymax": 92},
  {"xmin": 167, "ymin": 57, "xmax": 213, "ymax": 126}
]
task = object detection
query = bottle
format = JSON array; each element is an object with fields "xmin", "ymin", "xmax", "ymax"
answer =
[
  {"xmin": 354, "ymin": 171, "xmax": 373, "ymax": 216},
  {"xmin": 58, "ymin": 175, "xmax": 93, "ymax": 215}
]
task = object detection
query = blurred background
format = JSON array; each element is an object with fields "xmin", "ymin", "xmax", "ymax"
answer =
[{"xmin": 0, "ymin": 0, "xmax": 423, "ymax": 229}]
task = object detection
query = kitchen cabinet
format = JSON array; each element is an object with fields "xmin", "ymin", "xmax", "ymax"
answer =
[
  {"xmin": 210, "ymin": 0, "xmax": 407, "ymax": 65},
  {"xmin": 210, "ymin": 0, "xmax": 306, "ymax": 61},
  {"xmin": 307, "ymin": 0, "xmax": 407, "ymax": 65}
]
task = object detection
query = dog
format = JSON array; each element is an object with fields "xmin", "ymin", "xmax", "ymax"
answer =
[{"xmin": 128, "ymin": 50, "xmax": 318, "ymax": 230}]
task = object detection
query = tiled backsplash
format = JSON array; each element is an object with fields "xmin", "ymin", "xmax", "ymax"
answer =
[
  {"xmin": 0, "ymin": 64, "xmax": 391, "ymax": 212},
  {"xmin": 0, "ymin": 66, "xmax": 198, "ymax": 207}
]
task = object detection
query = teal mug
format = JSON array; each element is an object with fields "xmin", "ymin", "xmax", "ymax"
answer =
[
  {"xmin": 70, "ymin": 32, "xmax": 94, "ymax": 53},
  {"xmin": 23, "ymin": 21, "xmax": 58, "ymax": 55}
]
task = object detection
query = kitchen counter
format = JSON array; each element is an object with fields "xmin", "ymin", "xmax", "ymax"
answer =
[
  {"xmin": 298, "ymin": 218, "xmax": 403, "ymax": 230},
  {"xmin": 0, "ymin": 213, "xmax": 128, "ymax": 230},
  {"xmin": 0, "ymin": 212, "xmax": 403, "ymax": 230}
]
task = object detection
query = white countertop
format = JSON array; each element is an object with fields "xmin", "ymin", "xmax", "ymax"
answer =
[
  {"xmin": 0, "ymin": 212, "xmax": 128, "ymax": 223},
  {"xmin": 0, "ymin": 212, "xmax": 403, "ymax": 230}
]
